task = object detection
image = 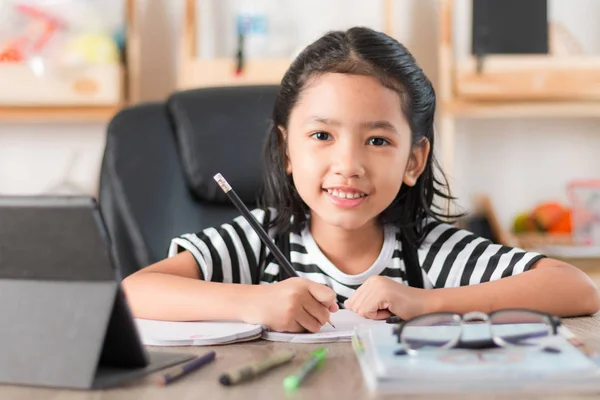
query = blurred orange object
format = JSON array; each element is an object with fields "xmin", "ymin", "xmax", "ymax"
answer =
[
  {"xmin": 532, "ymin": 201, "xmax": 566, "ymax": 231},
  {"xmin": 0, "ymin": 46, "xmax": 24, "ymax": 62},
  {"xmin": 0, "ymin": 37, "xmax": 26, "ymax": 62},
  {"xmin": 548, "ymin": 209, "xmax": 572, "ymax": 233}
]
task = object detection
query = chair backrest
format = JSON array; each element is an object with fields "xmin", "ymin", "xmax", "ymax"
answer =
[{"xmin": 99, "ymin": 86, "xmax": 279, "ymax": 279}]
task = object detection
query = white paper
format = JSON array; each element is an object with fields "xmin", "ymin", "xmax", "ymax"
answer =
[{"xmin": 262, "ymin": 309, "xmax": 385, "ymax": 343}]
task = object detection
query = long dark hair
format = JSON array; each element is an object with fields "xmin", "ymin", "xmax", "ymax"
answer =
[{"xmin": 260, "ymin": 27, "xmax": 460, "ymax": 246}]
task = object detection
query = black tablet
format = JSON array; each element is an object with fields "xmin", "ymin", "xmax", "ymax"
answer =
[{"xmin": 0, "ymin": 196, "xmax": 192, "ymax": 389}]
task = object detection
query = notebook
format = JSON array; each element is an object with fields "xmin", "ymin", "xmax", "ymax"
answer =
[
  {"xmin": 135, "ymin": 310, "xmax": 383, "ymax": 346},
  {"xmin": 135, "ymin": 319, "xmax": 263, "ymax": 346},
  {"xmin": 353, "ymin": 323, "xmax": 600, "ymax": 395},
  {"xmin": 262, "ymin": 309, "xmax": 384, "ymax": 343}
]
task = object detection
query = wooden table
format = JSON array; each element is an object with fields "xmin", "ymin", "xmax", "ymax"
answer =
[{"xmin": 3, "ymin": 314, "xmax": 600, "ymax": 400}]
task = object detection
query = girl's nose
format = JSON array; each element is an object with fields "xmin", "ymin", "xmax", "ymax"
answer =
[{"xmin": 331, "ymin": 141, "xmax": 365, "ymax": 178}]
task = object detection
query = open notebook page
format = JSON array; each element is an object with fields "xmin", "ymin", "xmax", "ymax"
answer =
[
  {"xmin": 262, "ymin": 309, "xmax": 385, "ymax": 343},
  {"xmin": 134, "ymin": 319, "xmax": 263, "ymax": 346}
]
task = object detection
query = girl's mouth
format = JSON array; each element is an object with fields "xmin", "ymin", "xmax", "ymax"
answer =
[
  {"xmin": 326, "ymin": 188, "xmax": 367, "ymax": 199},
  {"xmin": 323, "ymin": 188, "xmax": 368, "ymax": 208}
]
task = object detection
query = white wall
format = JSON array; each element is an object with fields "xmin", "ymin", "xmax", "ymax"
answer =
[
  {"xmin": 0, "ymin": 123, "xmax": 105, "ymax": 195},
  {"xmin": 1, "ymin": 0, "xmax": 598, "ymax": 230}
]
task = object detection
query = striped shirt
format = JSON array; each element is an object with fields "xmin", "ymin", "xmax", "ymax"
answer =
[{"xmin": 168, "ymin": 209, "xmax": 545, "ymax": 306}]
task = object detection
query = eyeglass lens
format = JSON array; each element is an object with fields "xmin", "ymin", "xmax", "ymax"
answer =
[
  {"xmin": 489, "ymin": 310, "xmax": 552, "ymax": 346},
  {"xmin": 400, "ymin": 313, "xmax": 461, "ymax": 349}
]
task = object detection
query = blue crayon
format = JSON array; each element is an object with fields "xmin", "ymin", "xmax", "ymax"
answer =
[{"xmin": 157, "ymin": 351, "xmax": 216, "ymax": 386}]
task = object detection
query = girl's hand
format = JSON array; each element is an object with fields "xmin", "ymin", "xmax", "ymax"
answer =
[
  {"xmin": 344, "ymin": 276, "xmax": 432, "ymax": 320},
  {"xmin": 245, "ymin": 277, "xmax": 339, "ymax": 333}
]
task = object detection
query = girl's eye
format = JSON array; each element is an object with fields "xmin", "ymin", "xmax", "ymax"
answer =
[
  {"xmin": 368, "ymin": 137, "xmax": 390, "ymax": 146},
  {"xmin": 311, "ymin": 131, "xmax": 332, "ymax": 141}
]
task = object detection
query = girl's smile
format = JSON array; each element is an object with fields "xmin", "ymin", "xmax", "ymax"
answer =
[{"xmin": 324, "ymin": 186, "xmax": 368, "ymax": 208}]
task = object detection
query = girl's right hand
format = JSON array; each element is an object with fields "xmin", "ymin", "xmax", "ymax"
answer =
[{"xmin": 244, "ymin": 277, "xmax": 339, "ymax": 333}]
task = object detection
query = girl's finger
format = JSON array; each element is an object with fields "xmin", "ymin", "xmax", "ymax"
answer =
[
  {"xmin": 345, "ymin": 286, "xmax": 365, "ymax": 310},
  {"xmin": 356, "ymin": 292, "xmax": 382, "ymax": 318},
  {"xmin": 296, "ymin": 305, "xmax": 324, "ymax": 333},
  {"xmin": 279, "ymin": 320, "xmax": 305, "ymax": 333},
  {"xmin": 302, "ymin": 294, "xmax": 331, "ymax": 326},
  {"xmin": 373, "ymin": 309, "xmax": 393, "ymax": 320}
]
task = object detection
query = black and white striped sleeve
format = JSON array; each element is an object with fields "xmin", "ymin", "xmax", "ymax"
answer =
[
  {"xmin": 167, "ymin": 208, "xmax": 271, "ymax": 284},
  {"xmin": 418, "ymin": 222, "xmax": 546, "ymax": 289}
]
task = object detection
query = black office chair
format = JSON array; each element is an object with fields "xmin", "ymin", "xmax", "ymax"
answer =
[{"xmin": 98, "ymin": 86, "xmax": 279, "ymax": 279}]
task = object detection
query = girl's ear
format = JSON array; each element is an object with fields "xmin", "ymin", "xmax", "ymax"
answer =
[
  {"xmin": 278, "ymin": 125, "xmax": 292, "ymax": 174},
  {"xmin": 403, "ymin": 137, "xmax": 430, "ymax": 187}
]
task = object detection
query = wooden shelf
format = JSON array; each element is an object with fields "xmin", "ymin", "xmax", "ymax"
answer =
[
  {"xmin": 0, "ymin": 105, "xmax": 122, "ymax": 123},
  {"xmin": 455, "ymin": 55, "xmax": 600, "ymax": 101},
  {"xmin": 179, "ymin": 58, "xmax": 291, "ymax": 90},
  {"xmin": 442, "ymin": 99, "xmax": 600, "ymax": 119}
]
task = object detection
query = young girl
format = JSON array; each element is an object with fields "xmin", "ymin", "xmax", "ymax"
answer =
[{"xmin": 122, "ymin": 27, "xmax": 600, "ymax": 333}]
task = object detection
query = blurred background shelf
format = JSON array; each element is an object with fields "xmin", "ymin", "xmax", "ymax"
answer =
[
  {"xmin": 443, "ymin": 99, "xmax": 600, "ymax": 119},
  {"xmin": 179, "ymin": 0, "xmax": 395, "ymax": 89},
  {"xmin": 0, "ymin": 0, "xmax": 139, "ymax": 123},
  {"xmin": 437, "ymin": 0, "xmax": 600, "ymax": 178},
  {"xmin": 455, "ymin": 55, "xmax": 600, "ymax": 101},
  {"xmin": 180, "ymin": 58, "xmax": 291, "ymax": 88},
  {"xmin": 0, "ymin": 105, "xmax": 122, "ymax": 123}
]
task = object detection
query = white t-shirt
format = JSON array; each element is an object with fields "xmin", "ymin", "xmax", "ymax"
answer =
[{"xmin": 169, "ymin": 209, "xmax": 545, "ymax": 306}]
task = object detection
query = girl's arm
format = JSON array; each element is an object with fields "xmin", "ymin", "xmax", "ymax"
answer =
[
  {"xmin": 347, "ymin": 224, "xmax": 600, "ymax": 319},
  {"xmin": 428, "ymin": 258, "xmax": 600, "ymax": 316},
  {"xmin": 345, "ymin": 258, "xmax": 600, "ymax": 319},
  {"xmin": 121, "ymin": 251, "xmax": 255, "ymax": 321},
  {"xmin": 121, "ymin": 251, "xmax": 338, "ymax": 332}
]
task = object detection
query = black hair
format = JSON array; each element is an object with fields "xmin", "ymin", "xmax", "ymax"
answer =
[{"xmin": 260, "ymin": 26, "xmax": 461, "ymax": 246}]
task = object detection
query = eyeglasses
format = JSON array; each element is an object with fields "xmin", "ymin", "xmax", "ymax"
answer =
[{"xmin": 392, "ymin": 309, "xmax": 562, "ymax": 355}]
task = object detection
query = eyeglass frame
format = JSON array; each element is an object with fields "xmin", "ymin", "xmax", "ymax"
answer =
[{"xmin": 392, "ymin": 308, "xmax": 562, "ymax": 353}]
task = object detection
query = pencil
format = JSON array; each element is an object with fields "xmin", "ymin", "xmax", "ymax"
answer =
[
  {"xmin": 213, "ymin": 173, "xmax": 336, "ymax": 329},
  {"xmin": 213, "ymin": 173, "xmax": 297, "ymax": 278},
  {"xmin": 156, "ymin": 351, "xmax": 216, "ymax": 386}
]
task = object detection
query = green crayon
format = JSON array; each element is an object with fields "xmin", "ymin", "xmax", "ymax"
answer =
[
  {"xmin": 283, "ymin": 347, "xmax": 328, "ymax": 391},
  {"xmin": 219, "ymin": 350, "xmax": 296, "ymax": 386}
]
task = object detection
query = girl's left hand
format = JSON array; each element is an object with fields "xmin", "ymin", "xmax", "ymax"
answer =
[{"xmin": 344, "ymin": 276, "xmax": 433, "ymax": 320}]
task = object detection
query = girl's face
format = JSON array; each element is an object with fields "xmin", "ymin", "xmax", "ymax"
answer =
[{"xmin": 283, "ymin": 72, "xmax": 429, "ymax": 233}]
